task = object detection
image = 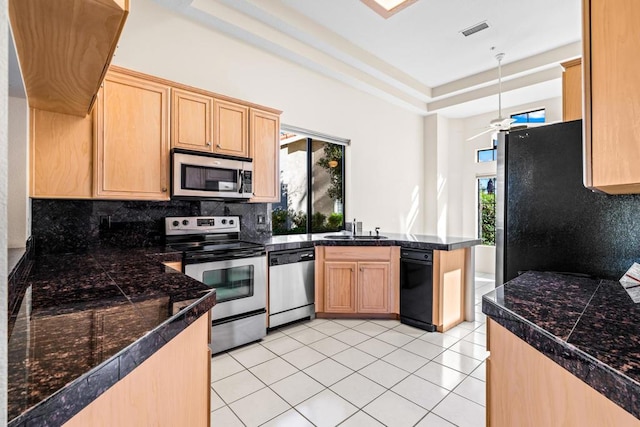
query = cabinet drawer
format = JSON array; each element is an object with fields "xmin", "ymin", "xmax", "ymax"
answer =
[{"xmin": 323, "ymin": 246, "xmax": 392, "ymax": 262}]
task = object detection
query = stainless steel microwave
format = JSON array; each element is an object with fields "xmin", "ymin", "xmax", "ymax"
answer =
[{"xmin": 171, "ymin": 149, "xmax": 253, "ymax": 200}]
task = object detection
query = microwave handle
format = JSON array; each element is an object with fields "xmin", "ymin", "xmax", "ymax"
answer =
[{"xmin": 239, "ymin": 169, "xmax": 244, "ymax": 193}]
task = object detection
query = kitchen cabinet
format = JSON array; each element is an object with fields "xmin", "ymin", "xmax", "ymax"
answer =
[
  {"xmin": 64, "ymin": 314, "xmax": 210, "ymax": 427},
  {"xmin": 94, "ymin": 69, "xmax": 171, "ymax": 200},
  {"xmin": 213, "ymin": 99, "xmax": 249, "ymax": 158},
  {"xmin": 250, "ymin": 108, "xmax": 281, "ymax": 203},
  {"xmin": 9, "ymin": 0, "xmax": 128, "ymax": 116},
  {"xmin": 30, "ymin": 108, "xmax": 94, "ymax": 199},
  {"xmin": 171, "ymin": 89, "xmax": 214, "ymax": 153},
  {"xmin": 324, "ymin": 262, "xmax": 357, "ymax": 313},
  {"xmin": 486, "ymin": 319, "xmax": 639, "ymax": 426},
  {"xmin": 561, "ymin": 58, "xmax": 582, "ymax": 122},
  {"xmin": 357, "ymin": 262, "xmax": 390, "ymax": 313},
  {"xmin": 315, "ymin": 246, "xmax": 399, "ymax": 315},
  {"xmin": 583, "ymin": 0, "xmax": 640, "ymax": 194},
  {"xmin": 432, "ymin": 249, "xmax": 466, "ymax": 332}
]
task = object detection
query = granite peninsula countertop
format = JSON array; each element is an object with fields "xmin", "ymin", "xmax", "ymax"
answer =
[
  {"xmin": 482, "ymin": 271, "xmax": 640, "ymax": 419},
  {"xmin": 7, "ymin": 247, "xmax": 216, "ymax": 427},
  {"xmin": 257, "ymin": 232, "xmax": 481, "ymax": 252}
]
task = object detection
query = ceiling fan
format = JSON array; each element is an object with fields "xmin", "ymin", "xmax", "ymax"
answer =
[{"xmin": 467, "ymin": 52, "xmax": 515, "ymax": 141}]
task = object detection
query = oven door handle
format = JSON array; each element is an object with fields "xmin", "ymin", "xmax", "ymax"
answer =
[{"xmin": 185, "ymin": 250, "xmax": 265, "ymax": 262}]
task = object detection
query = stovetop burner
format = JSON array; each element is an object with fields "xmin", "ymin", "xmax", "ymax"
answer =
[{"xmin": 165, "ymin": 216, "xmax": 265, "ymax": 262}]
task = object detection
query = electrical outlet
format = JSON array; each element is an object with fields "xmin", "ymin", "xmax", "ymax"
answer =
[
  {"xmin": 257, "ymin": 214, "xmax": 265, "ymax": 225},
  {"xmin": 99, "ymin": 215, "xmax": 111, "ymax": 229}
]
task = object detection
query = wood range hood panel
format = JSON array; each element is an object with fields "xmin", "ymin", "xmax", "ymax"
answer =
[{"xmin": 9, "ymin": 0, "xmax": 129, "ymax": 117}]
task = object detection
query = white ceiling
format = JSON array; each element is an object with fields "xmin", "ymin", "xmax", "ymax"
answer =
[{"xmin": 157, "ymin": 0, "xmax": 581, "ymax": 117}]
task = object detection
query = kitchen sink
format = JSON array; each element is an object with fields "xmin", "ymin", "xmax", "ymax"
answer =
[{"xmin": 324, "ymin": 234, "xmax": 388, "ymax": 240}]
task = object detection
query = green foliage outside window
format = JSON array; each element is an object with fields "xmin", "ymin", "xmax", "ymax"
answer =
[{"xmin": 480, "ymin": 192, "xmax": 496, "ymax": 245}]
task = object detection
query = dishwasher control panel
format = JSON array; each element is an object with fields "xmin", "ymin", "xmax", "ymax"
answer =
[{"xmin": 269, "ymin": 249, "xmax": 315, "ymax": 266}]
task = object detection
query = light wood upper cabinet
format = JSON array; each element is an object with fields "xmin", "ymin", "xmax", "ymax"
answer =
[
  {"xmin": 30, "ymin": 108, "xmax": 94, "ymax": 199},
  {"xmin": 95, "ymin": 70, "xmax": 170, "ymax": 200},
  {"xmin": 357, "ymin": 262, "xmax": 390, "ymax": 313},
  {"xmin": 171, "ymin": 89, "xmax": 213, "ymax": 153},
  {"xmin": 213, "ymin": 99, "xmax": 249, "ymax": 158},
  {"xmin": 316, "ymin": 246, "xmax": 400, "ymax": 315},
  {"xmin": 324, "ymin": 262, "xmax": 357, "ymax": 313},
  {"xmin": 561, "ymin": 58, "xmax": 582, "ymax": 122},
  {"xmin": 250, "ymin": 109, "xmax": 281, "ymax": 203},
  {"xmin": 9, "ymin": 0, "xmax": 128, "ymax": 116},
  {"xmin": 583, "ymin": 0, "xmax": 640, "ymax": 194}
]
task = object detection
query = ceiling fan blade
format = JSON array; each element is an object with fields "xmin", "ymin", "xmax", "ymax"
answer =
[
  {"xmin": 466, "ymin": 127, "xmax": 495, "ymax": 141},
  {"xmin": 500, "ymin": 117, "xmax": 516, "ymax": 129}
]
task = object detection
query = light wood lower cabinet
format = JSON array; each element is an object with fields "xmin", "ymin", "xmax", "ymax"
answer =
[
  {"xmin": 95, "ymin": 70, "xmax": 170, "ymax": 200},
  {"xmin": 324, "ymin": 262, "xmax": 357, "ymax": 313},
  {"xmin": 30, "ymin": 108, "xmax": 94, "ymax": 198},
  {"xmin": 487, "ymin": 319, "xmax": 639, "ymax": 427},
  {"xmin": 250, "ymin": 108, "xmax": 280, "ymax": 203},
  {"xmin": 316, "ymin": 246, "xmax": 399, "ymax": 315},
  {"xmin": 433, "ymin": 249, "xmax": 466, "ymax": 332},
  {"xmin": 64, "ymin": 314, "xmax": 211, "ymax": 427},
  {"xmin": 357, "ymin": 262, "xmax": 390, "ymax": 313}
]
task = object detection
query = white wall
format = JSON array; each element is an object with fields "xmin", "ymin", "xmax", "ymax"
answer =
[
  {"xmin": 7, "ymin": 96, "xmax": 29, "ymax": 248},
  {"xmin": 113, "ymin": 0, "xmax": 425, "ymax": 234}
]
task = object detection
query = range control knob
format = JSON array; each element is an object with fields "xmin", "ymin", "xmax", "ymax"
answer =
[
  {"xmin": 182, "ymin": 219, "xmax": 189, "ymax": 226},
  {"xmin": 221, "ymin": 219, "xmax": 227, "ymax": 225},
  {"xmin": 172, "ymin": 220, "xmax": 179, "ymax": 227},
  {"xmin": 229, "ymin": 219, "xmax": 235, "ymax": 225}
]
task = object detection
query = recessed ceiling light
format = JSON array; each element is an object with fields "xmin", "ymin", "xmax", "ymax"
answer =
[{"xmin": 361, "ymin": 0, "xmax": 419, "ymax": 19}]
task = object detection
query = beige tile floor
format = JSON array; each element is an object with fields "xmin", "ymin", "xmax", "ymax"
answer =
[{"xmin": 210, "ymin": 273, "xmax": 494, "ymax": 427}]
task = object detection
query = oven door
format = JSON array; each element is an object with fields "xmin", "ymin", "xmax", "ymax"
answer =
[{"xmin": 184, "ymin": 255, "xmax": 266, "ymax": 321}]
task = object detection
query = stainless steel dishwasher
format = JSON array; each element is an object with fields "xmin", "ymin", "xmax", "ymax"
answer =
[{"xmin": 268, "ymin": 248, "xmax": 315, "ymax": 328}]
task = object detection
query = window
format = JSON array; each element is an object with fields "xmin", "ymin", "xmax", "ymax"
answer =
[
  {"xmin": 272, "ymin": 130, "xmax": 346, "ymax": 235},
  {"xmin": 511, "ymin": 108, "xmax": 545, "ymax": 124},
  {"xmin": 478, "ymin": 177, "xmax": 496, "ymax": 245},
  {"xmin": 476, "ymin": 135, "xmax": 498, "ymax": 163}
]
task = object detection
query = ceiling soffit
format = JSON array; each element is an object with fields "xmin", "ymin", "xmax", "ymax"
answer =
[{"xmin": 154, "ymin": 0, "xmax": 581, "ymax": 117}]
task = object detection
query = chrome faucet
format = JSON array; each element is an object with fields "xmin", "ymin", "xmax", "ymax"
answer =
[
  {"xmin": 352, "ymin": 218, "xmax": 357, "ymax": 237},
  {"xmin": 375, "ymin": 227, "xmax": 380, "ymax": 237}
]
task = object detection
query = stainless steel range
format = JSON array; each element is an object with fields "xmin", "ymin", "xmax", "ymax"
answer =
[{"xmin": 165, "ymin": 216, "xmax": 266, "ymax": 354}]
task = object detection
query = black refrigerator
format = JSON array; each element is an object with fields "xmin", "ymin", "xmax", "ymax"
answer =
[{"xmin": 495, "ymin": 120, "xmax": 640, "ymax": 286}]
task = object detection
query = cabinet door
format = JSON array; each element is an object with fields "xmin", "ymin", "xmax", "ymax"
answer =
[
  {"xmin": 324, "ymin": 262, "xmax": 357, "ymax": 313},
  {"xmin": 561, "ymin": 59, "xmax": 582, "ymax": 122},
  {"xmin": 30, "ymin": 108, "xmax": 94, "ymax": 198},
  {"xmin": 250, "ymin": 108, "xmax": 280, "ymax": 203},
  {"xmin": 213, "ymin": 99, "xmax": 249, "ymax": 158},
  {"xmin": 171, "ymin": 89, "xmax": 213, "ymax": 152},
  {"xmin": 357, "ymin": 262, "xmax": 390, "ymax": 313},
  {"xmin": 95, "ymin": 71, "xmax": 170, "ymax": 200},
  {"xmin": 586, "ymin": 0, "xmax": 640, "ymax": 193}
]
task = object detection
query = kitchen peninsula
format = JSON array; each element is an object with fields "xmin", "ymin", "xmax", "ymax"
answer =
[
  {"xmin": 7, "ymin": 246, "xmax": 215, "ymax": 427},
  {"xmin": 483, "ymin": 271, "xmax": 640, "ymax": 426}
]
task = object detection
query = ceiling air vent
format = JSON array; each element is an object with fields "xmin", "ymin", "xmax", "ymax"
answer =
[{"xmin": 461, "ymin": 21, "xmax": 489, "ymax": 37}]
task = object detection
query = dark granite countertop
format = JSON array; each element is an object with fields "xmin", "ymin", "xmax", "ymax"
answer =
[
  {"xmin": 482, "ymin": 271, "xmax": 640, "ymax": 419},
  {"xmin": 7, "ymin": 247, "xmax": 216, "ymax": 427},
  {"xmin": 257, "ymin": 232, "xmax": 481, "ymax": 252}
]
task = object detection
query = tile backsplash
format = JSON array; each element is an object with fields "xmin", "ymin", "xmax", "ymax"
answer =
[{"xmin": 31, "ymin": 199, "xmax": 272, "ymax": 254}]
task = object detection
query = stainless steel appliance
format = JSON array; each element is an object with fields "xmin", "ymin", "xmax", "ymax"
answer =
[
  {"xmin": 165, "ymin": 216, "xmax": 266, "ymax": 353},
  {"xmin": 399, "ymin": 248, "xmax": 436, "ymax": 332},
  {"xmin": 268, "ymin": 248, "xmax": 315, "ymax": 328},
  {"xmin": 171, "ymin": 149, "xmax": 253, "ymax": 200}
]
